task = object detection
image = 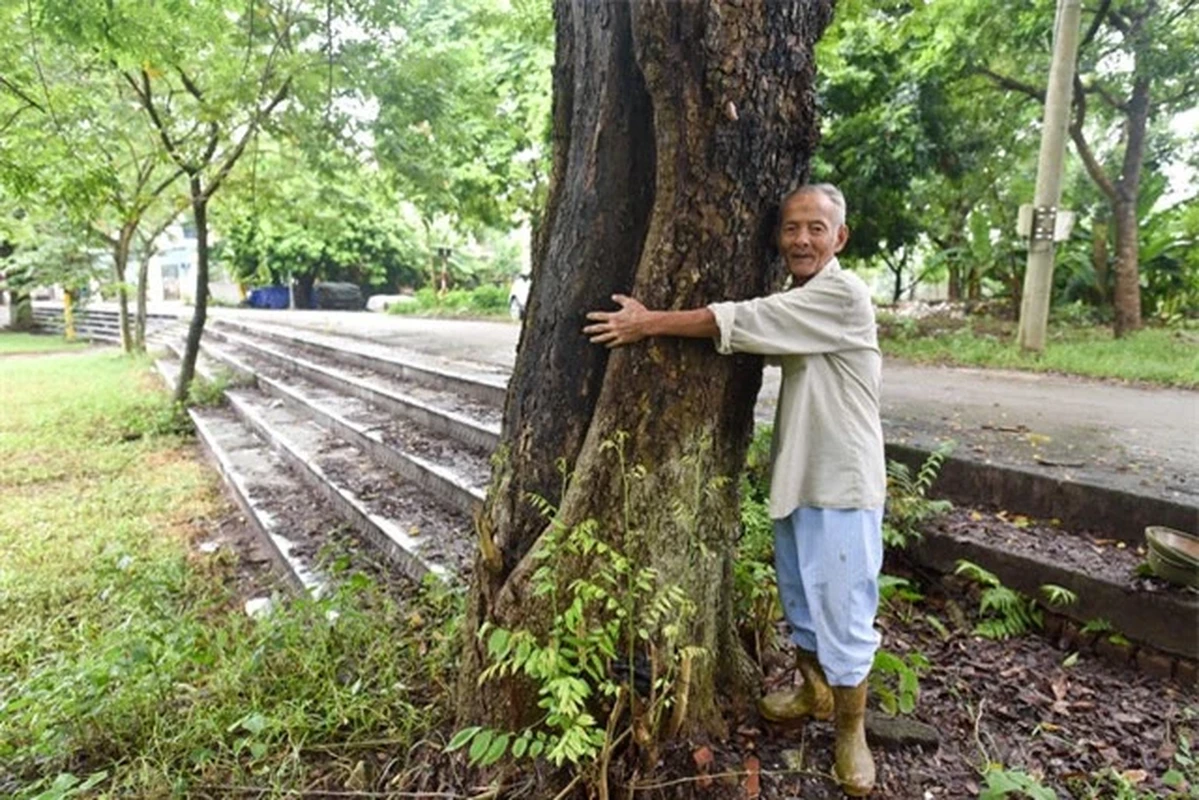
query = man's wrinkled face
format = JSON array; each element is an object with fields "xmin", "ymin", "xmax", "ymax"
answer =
[{"xmin": 777, "ymin": 192, "xmax": 849, "ymax": 284}]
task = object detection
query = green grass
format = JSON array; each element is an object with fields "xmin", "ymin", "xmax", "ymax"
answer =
[
  {"xmin": 386, "ymin": 285, "xmax": 515, "ymax": 320},
  {"xmin": 0, "ymin": 351, "xmax": 456, "ymax": 798},
  {"xmin": 879, "ymin": 320, "xmax": 1199, "ymax": 388},
  {"xmin": 0, "ymin": 331, "xmax": 91, "ymax": 355}
]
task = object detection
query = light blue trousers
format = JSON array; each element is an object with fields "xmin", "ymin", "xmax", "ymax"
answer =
[{"xmin": 773, "ymin": 506, "xmax": 884, "ymax": 686}]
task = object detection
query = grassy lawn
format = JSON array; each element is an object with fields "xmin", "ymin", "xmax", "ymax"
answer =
[
  {"xmin": 0, "ymin": 331, "xmax": 91, "ymax": 355},
  {"xmin": 385, "ymin": 286, "xmax": 516, "ymax": 321},
  {"xmin": 0, "ymin": 351, "xmax": 453, "ymax": 798},
  {"xmin": 878, "ymin": 317, "xmax": 1199, "ymax": 388}
]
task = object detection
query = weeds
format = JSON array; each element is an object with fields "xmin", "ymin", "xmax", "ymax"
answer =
[
  {"xmin": 884, "ymin": 444, "xmax": 953, "ymax": 549},
  {"xmin": 734, "ymin": 429, "xmax": 780, "ymax": 667},
  {"xmin": 1080, "ymin": 617, "xmax": 1133, "ymax": 647},
  {"xmin": 982, "ymin": 727, "xmax": 1199, "ymax": 799},
  {"xmin": 954, "ymin": 560, "xmax": 1043, "ymax": 639},
  {"xmin": 186, "ymin": 369, "xmax": 241, "ymax": 408},
  {"xmin": 387, "ymin": 285, "xmax": 511, "ymax": 318},
  {"xmin": 451, "ymin": 435, "xmax": 701, "ymax": 777},
  {"xmin": 871, "ymin": 648, "xmax": 930, "ymax": 716}
]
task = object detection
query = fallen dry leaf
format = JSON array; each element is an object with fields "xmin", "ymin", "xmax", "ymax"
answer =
[
  {"xmin": 744, "ymin": 755, "xmax": 761, "ymax": 799},
  {"xmin": 693, "ymin": 745, "xmax": 714, "ymax": 789}
]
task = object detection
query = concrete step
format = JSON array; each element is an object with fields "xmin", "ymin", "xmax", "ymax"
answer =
[
  {"xmin": 152, "ymin": 358, "xmax": 332, "ymax": 597},
  {"xmin": 151, "ymin": 315, "xmax": 1196, "ymax": 672},
  {"xmin": 211, "ymin": 317, "xmax": 508, "ymax": 405},
  {"xmin": 205, "ymin": 326, "xmax": 501, "ymax": 453},
  {"xmin": 222, "ymin": 387, "xmax": 466, "ymax": 583},
  {"xmin": 157, "ymin": 341, "xmax": 476, "ymax": 584},
  {"xmin": 32, "ymin": 306, "xmax": 177, "ymax": 346},
  {"xmin": 198, "ymin": 336, "xmax": 489, "ymax": 517}
]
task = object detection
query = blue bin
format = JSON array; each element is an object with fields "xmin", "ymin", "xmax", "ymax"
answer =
[{"xmin": 248, "ymin": 286, "xmax": 290, "ymax": 309}]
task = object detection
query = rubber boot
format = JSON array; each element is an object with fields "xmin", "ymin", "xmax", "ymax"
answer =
[
  {"xmin": 758, "ymin": 649, "xmax": 834, "ymax": 723},
  {"xmin": 832, "ymin": 681, "xmax": 875, "ymax": 796}
]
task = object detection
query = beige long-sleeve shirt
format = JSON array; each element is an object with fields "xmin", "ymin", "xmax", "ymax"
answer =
[{"xmin": 708, "ymin": 258, "xmax": 885, "ymax": 518}]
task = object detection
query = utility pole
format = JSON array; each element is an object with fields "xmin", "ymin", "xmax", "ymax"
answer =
[{"xmin": 1017, "ymin": 0, "xmax": 1082, "ymax": 352}]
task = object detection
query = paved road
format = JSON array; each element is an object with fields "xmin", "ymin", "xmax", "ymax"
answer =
[{"xmin": 207, "ymin": 307, "xmax": 1198, "ymax": 510}]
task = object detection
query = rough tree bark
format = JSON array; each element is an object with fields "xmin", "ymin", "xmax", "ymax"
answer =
[{"xmin": 459, "ymin": 0, "xmax": 834, "ymax": 739}]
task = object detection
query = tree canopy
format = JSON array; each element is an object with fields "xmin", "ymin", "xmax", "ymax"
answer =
[{"xmin": 1, "ymin": 0, "xmax": 1194, "ymax": 335}]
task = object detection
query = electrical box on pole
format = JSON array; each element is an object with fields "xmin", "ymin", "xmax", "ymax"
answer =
[{"xmin": 1016, "ymin": 0, "xmax": 1083, "ymax": 353}]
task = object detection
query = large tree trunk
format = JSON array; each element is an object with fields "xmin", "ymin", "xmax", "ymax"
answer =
[
  {"xmin": 9, "ymin": 286, "xmax": 32, "ymax": 330},
  {"xmin": 2, "ymin": 243, "xmax": 34, "ymax": 331},
  {"xmin": 175, "ymin": 179, "xmax": 209, "ymax": 405},
  {"xmin": 947, "ymin": 263, "xmax": 962, "ymax": 302},
  {"xmin": 459, "ymin": 0, "xmax": 833, "ymax": 741},
  {"xmin": 886, "ymin": 256, "xmax": 903, "ymax": 303}
]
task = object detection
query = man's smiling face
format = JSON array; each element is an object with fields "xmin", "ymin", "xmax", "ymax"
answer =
[{"xmin": 777, "ymin": 191, "xmax": 849, "ymax": 284}]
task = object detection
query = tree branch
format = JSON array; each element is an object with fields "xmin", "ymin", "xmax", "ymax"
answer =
[
  {"xmin": 1159, "ymin": 81, "xmax": 1198, "ymax": 107},
  {"xmin": 1082, "ymin": 78, "xmax": 1128, "ymax": 111},
  {"xmin": 976, "ymin": 67, "xmax": 1045, "ymax": 103},
  {"xmin": 0, "ymin": 75, "xmax": 45, "ymax": 113},
  {"xmin": 174, "ymin": 66, "xmax": 205, "ymax": 102},
  {"xmin": 88, "ymin": 222, "xmax": 118, "ymax": 247},
  {"xmin": 1106, "ymin": 8, "xmax": 1131, "ymax": 34},
  {"xmin": 0, "ymin": 104, "xmax": 37, "ymax": 136},
  {"xmin": 1166, "ymin": 0, "xmax": 1197, "ymax": 24},
  {"xmin": 1069, "ymin": 79, "xmax": 1118, "ymax": 200},
  {"xmin": 128, "ymin": 68, "xmax": 189, "ymax": 173},
  {"xmin": 199, "ymin": 122, "xmax": 221, "ymax": 170},
  {"xmin": 1080, "ymin": 0, "xmax": 1112, "ymax": 49},
  {"xmin": 203, "ymin": 76, "xmax": 291, "ymax": 199},
  {"xmin": 147, "ymin": 167, "xmax": 184, "ymax": 205}
]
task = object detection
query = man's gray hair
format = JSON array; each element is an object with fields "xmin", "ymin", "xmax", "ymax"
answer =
[{"xmin": 781, "ymin": 183, "xmax": 847, "ymax": 227}]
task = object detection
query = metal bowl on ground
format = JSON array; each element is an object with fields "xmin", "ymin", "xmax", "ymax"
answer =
[{"xmin": 1145, "ymin": 526, "xmax": 1199, "ymax": 588}]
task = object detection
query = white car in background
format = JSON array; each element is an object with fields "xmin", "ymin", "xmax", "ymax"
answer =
[{"xmin": 508, "ymin": 272, "xmax": 531, "ymax": 320}]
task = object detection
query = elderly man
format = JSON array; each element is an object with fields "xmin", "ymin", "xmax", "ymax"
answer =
[{"xmin": 584, "ymin": 183, "xmax": 884, "ymax": 796}]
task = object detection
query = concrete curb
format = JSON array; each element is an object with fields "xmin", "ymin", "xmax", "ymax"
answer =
[
  {"xmin": 886, "ymin": 443, "xmax": 1197, "ymax": 542},
  {"xmin": 911, "ymin": 528, "xmax": 1198, "ymax": 660}
]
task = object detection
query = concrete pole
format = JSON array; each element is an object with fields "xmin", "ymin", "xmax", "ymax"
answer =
[{"xmin": 1017, "ymin": 0, "xmax": 1083, "ymax": 352}]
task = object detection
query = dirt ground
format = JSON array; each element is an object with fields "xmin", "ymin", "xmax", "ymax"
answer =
[{"xmin": 197, "ymin": 490, "xmax": 1196, "ymax": 799}]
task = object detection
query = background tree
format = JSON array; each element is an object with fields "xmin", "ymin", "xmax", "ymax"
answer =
[
  {"xmin": 459, "ymin": 0, "xmax": 835, "ymax": 747},
  {"xmin": 31, "ymin": 0, "xmax": 327, "ymax": 401},
  {"xmin": 370, "ymin": 0, "xmax": 553, "ymax": 237},
  {"xmin": 968, "ymin": 0, "xmax": 1198, "ymax": 335},
  {"xmin": 814, "ymin": 0, "xmax": 1044, "ymax": 306},
  {"xmin": 0, "ymin": 3, "xmax": 187, "ymax": 352}
]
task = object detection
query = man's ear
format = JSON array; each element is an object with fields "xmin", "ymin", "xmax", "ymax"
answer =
[{"xmin": 834, "ymin": 225, "xmax": 850, "ymax": 253}]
